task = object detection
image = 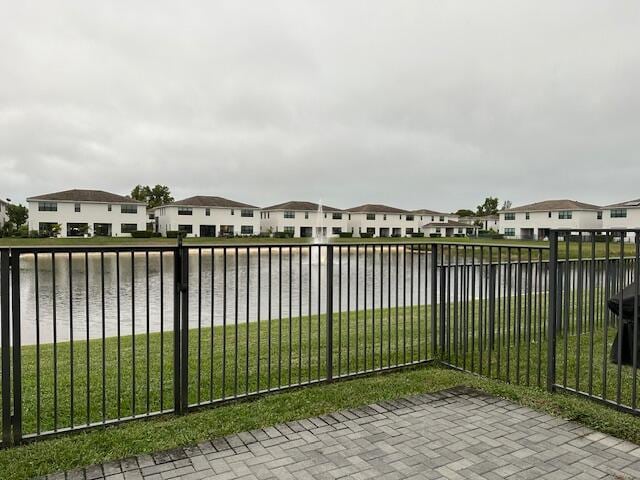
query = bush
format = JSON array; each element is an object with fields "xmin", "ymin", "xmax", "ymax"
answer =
[
  {"xmin": 453, "ymin": 233, "xmax": 465, "ymax": 238},
  {"xmin": 166, "ymin": 230, "xmax": 181, "ymax": 238},
  {"xmin": 429, "ymin": 233, "xmax": 442, "ymax": 238},
  {"xmin": 131, "ymin": 230, "xmax": 154, "ymax": 238},
  {"xmin": 391, "ymin": 233, "xmax": 402, "ymax": 238},
  {"xmin": 410, "ymin": 232, "xmax": 425, "ymax": 238},
  {"xmin": 359, "ymin": 232, "xmax": 373, "ymax": 238},
  {"xmin": 274, "ymin": 231, "xmax": 294, "ymax": 239},
  {"xmin": 338, "ymin": 232, "xmax": 353, "ymax": 238}
]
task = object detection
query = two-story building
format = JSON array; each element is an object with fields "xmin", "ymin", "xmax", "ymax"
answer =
[
  {"xmin": 458, "ymin": 215, "xmax": 500, "ymax": 231},
  {"xmin": 346, "ymin": 204, "xmax": 411, "ymax": 237},
  {"xmin": 27, "ymin": 189, "xmax": 147, "ymax": 237},
  {"xmin": 260, "ymin": 201, "xmax": 348, "ymax": 238},
  {"xmin": 421, "ymin": 220, "xmax": 479, "ymax": 237},
  {"xmin": 0, "ymin": 198, "xmax": 8, "ymax": 228},
  {"xmin": 152, "ymin": 196, "xmax": 260, "ymax": 237},
  {"xmin": 602, "ymin": 198, "xmax": 640, "ymax": 242},
  {"xmin": 498, "ymin": 199, "xmax": 602, "ymax": 240}
]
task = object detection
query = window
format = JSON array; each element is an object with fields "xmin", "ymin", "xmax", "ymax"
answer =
[
  {"xmin": 406, "ymin": 215, "xmax": 414, "ymax": 221},
  {"xmin": 38, "ymin": 202, "xmax": 57, "ymax": 212},
  {"xmin": 121, "ymin": 223, "xmax": 138, "ymax": 234},
  {"xmin": 439, "ymin": 216, "xmax": 445, "ymax": 222},
  {"xmin": 435, "ymin": 228, "xmax": 441, "ymax": 233},
  {"xmin": 178, "ymin": 207, "xmax": 192, "ymax": 216},
  {"xmin": 348, "ymin": 214, "xmax": 351, "ymax": 220},
  {"xmin": 504, "ymin": 228, "xmax": 516, "ymax": 237},
  {"xmin": 332, "ymin": 227, "xmax": 342, "ymax": 234},
  {"xmin": 366, "ymin": 213, "xmax": 376, "ymax": 221},
  {"xmin": 67, "ymin": 223, "xmax": 89, "ymax": 237},
  {"xmin": 39, "ymin": 222, "xmax": 58, "ymax": 236},
  {"xmin": 332, "ymin": 212, "xmax": 342, "ymax": 220},
  {"xmin": 241, "ymin": 209, "xmax": 253, "ymax": 217},
  {"xmin": 177, "ymin": 224, "xmax": 193, "ymax": 234},
  {"xmin": 548, "ymin": 212, "xmax": 552, "ymax": 218},
  {"xmin": 406, "ymin": 228, "xmax": 414, "ymax": 234},
  {"xmin": 383, "ymin": 214, "xmax": 387, "ymax": 221},
  {"xmin": 108, "ymin": 204, "xmax": 112, "ymax": 212},
  {"xmin": 74, "ymin": 203, "xmax": 81, "ymax": 213},
  {"xmin": 558, "ymin": 211, "xmax": 572, "ymax": 219},
  {"xmin": 205, "ymin": 208, "xmax": 210, "ymax": 216},
  {"xmin": 525, "ymin": 212, "xmax": 530, "ymax": 220},
  {"xmin": 504, "ymin": 213, "xmax": 516, "ymax": 221},
  {"xmin": 304, "ymin": 212, "xmax": 309, "ymax": 219},
  {"xmin": 121, "ymin": 205, "xmax": 138, "ymax": 214},
  {"xmin": 610, "ymin": 209, "xmax": 627, "ymax": 218},
  {"xmin": 220, "ymin": 225, "xmax": 234, "ymax": 236},
  {"xmin": 458, "ymin": 228, "xmax": 464, "ymax": 234},
  {"xmin": 284, "ymin": 211, "xmax": 295, "ymax": 219},
  {"xmin": 597, "ymin": 211, "xmax": 603, "ymax": 220},
  {"xmin": 240, "ymin": 225, "xmax": 254, "ymax": 235},
  {"xmin": 231, "ymin": 209, "xmax": 235, "ymax": 215},
  {"xmin": 284, "ymin": 226, "xmax": 295, "ymax": 235}
]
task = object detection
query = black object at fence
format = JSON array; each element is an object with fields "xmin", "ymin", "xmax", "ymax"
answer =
[
  {"xmin": 0, "ymin": 231, "xmax": 639, "ymax": 448},
  {"xmin": 608, "ymin": 282, "xmax": 640, "ymax": 366}
]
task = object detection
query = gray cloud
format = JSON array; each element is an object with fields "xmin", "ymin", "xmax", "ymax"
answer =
[{"xmin": 1, "ymin": 0, "xmax": 639, "ymax": 211}]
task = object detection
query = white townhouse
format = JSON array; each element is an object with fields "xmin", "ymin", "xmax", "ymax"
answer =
[
  {"xmin": 458, "ymin": 215, "xmax": 500, "ymax": 231},
  {"xmin": 152, "ymin": 196, "xmax": 260, "ymax": 237},
  {"xmin": 602, "ymin": 198, "xmax": 640, "ymax": 241},
  {"xmin": 260, "ymin": 201, "xmax": 349, "ymax": 238},
  {"xmin": 27, "ymin": 189, "xmax": 147, "ymax": 237},
  {"xmin": 346, "ymin": 204, "xmax": 412, "ymax": 237},
  {"xmin": 498, "ymin": 199, "xmax": 602, "ymax": 240},
  {"xmin": 0, "ymin": 198, "xmax": 8, "ymax": 228},
  {"xmin": 421, "ymin": 220, "xmax": 479, "ymax": 238},
  {"xmin": 412, "ymin": 209, "xmax": 459, "ymax": 226}
]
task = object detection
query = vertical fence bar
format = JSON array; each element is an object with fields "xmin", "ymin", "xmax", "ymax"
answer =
[
  {"xmin": 10, "ymin": 251, "xmax": 22, "ymax": 443},
  {"xmin": 1, "ymin": 250, "xmax": 11, "ymax": 445},
  {"xmin": 326, "ymin": 246, "xmax": 334, "ymax": 382},
  {"xmin": 173, "ymin": 243, "xmax": 183, "ymax": 414},
  {"xmin": 547, "ymin": 230, "xmax": 558, "ymax": 392},
  {"xmin": 180, "ymin": 244, "xmax": 189, "ymax": 413}
]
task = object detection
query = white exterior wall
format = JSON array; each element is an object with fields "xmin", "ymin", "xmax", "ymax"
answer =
[
  {"xmin": 0, "ymin": 201, "xmax": 7, "ymax": 227},
  {"xmin": 422, "ymin": 225, "xmax": 478, "ymax": 237},
  {"xmin": 260, "ymin": 210, "xmax": 349, "ymax": 237},
  {"xmin": 347, "ymin": 212, "xmax": 410, "ymax": 237},
  {"xmin": 602, "ymin": 207, "xmax": 640, "ymax": 241},
  {"xmin": 154, "ymin": 205, "xmax": 260, "ymax": 237},
  {"xmin": 499, "ymin": 210, "xmax": 602, "ymax": 239},
  {"xmin": 27, "ymin": 200, "xmax": 147, "ymax": 237}
]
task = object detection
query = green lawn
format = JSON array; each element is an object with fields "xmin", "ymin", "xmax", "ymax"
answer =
[{"xmin": 1, "ymin": 293, "xmax": 640, "ymax": 478}]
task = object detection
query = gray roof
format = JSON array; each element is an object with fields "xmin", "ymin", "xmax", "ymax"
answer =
[
  {"xmin": 605, "ymin": 198, "xmax": 640, "ymax": 209},
  {"xmin": 27, "ymin": 189, "xmax": 145, "ymax": 204},
  {"xmin": 167, "ymin": 196, "xmax": 257, "ymax": 209},
  {"xmin": 412, "ymin": 209, "xmax": 447, "ymax": 216},
  {"xmin": 503, "ymin": 199, "xmax": 601, "ymax": 213},
  {"xmin": 346, "ymin": 204, "xmax": 408, "ymax": 214},
  {"xmin": 422, "ymin": 220, "xmax": 479, "ymax": 228},
  {"xmin": 262, "ymin": 201, "xmax": 343, "ymax": 212}
]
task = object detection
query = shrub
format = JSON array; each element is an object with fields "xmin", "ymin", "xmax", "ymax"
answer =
[
  {"xmin": 453, "ymin": 233, "xmax": 465, "ymax": 238},
  {"xmin": 391, "ymin": 233, "xmax": 402, "ymax": 238},
  {"xmin": 359, "ymin": 232, "xmax": 373, "ymax": 238},
  {"xmin": 274, "ymin": 231, "xmax": 294, "ymax": 239},
  {"xmin": 410, "ymin": 232, "xmax": 425, "ymax": 237},
  {"xmin": 338, "ymin": 232, "xmax": 353, "ymax": 238},
  {"xmin": 429, "ymin": 233, "xmax": 442, "ymax": 238},
  {"xmin": 131, "ymin": 230, "xmax": 154, "ymax": 238},
  {"xmin": 166, "ymin": 230, "xmax": 181, "ymax": 238}
]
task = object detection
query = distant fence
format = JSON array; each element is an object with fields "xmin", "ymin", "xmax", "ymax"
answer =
[{"xmin": 0, "ymin": 231, "xmax": 639, "ymax": 447}]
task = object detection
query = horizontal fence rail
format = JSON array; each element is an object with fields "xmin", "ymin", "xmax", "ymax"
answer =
[{"xmin": 0, "ymin": 232, "xmax": 639, "ymax": 445}]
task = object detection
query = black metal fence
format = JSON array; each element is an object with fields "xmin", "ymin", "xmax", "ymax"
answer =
[{"xmin": 0, "ymin": 232, "xmax": 638, "ymax": 447}]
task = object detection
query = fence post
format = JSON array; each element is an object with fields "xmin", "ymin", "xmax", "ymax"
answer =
[
  {"xmin": 1, "ymin": 250, "xmax": 11, "ymax": 446},
  {"xmin": 430, "ymin": 244, "xmax": 438, "ymax": 357},
  {"xmin": 326, "ymin": 245, "xmax": 334, "ymax": 383},
  {"xmin": 439, "ymin": 245, "xmax": 447, "ymax": 356},
  {"xmin": 488, "ymin": 262, "xmax": 496, "ymax": 351},
  {"xmin": 173, "ymin": 237, "xmax": 189, "ymax": 414},
  {"xmin": 10, "ymin": 250, "xmax": 22, "ymax": 444},
  {"xmin": 547, "ymin": 230, "xmax": 558, "ymax": 392}
]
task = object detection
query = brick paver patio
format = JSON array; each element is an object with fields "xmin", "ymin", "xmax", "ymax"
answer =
[{"xmin": 51, "ymin": 387, "xmax": 640, "ymax": 479}]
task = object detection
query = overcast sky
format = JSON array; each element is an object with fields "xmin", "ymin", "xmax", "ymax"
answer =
[{"xmin": 1, "ymin": 1, "xmax": 639, "ymax": 211}]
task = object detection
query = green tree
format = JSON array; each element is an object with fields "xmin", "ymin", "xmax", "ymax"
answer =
[
  {"xmin": 476, "ymin": 197, "xmax": 499, "ymax": 216},
  {"xmin": 454, "ymin": 209, "xmax": 475, "ymax": 217},
  {"xmin": 7, "ymin": 203, "xmax": 28, "ymax": 228},
  {"xmin": 130, "ymin": 185, "xmax": 174, "ymax": 208}
]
